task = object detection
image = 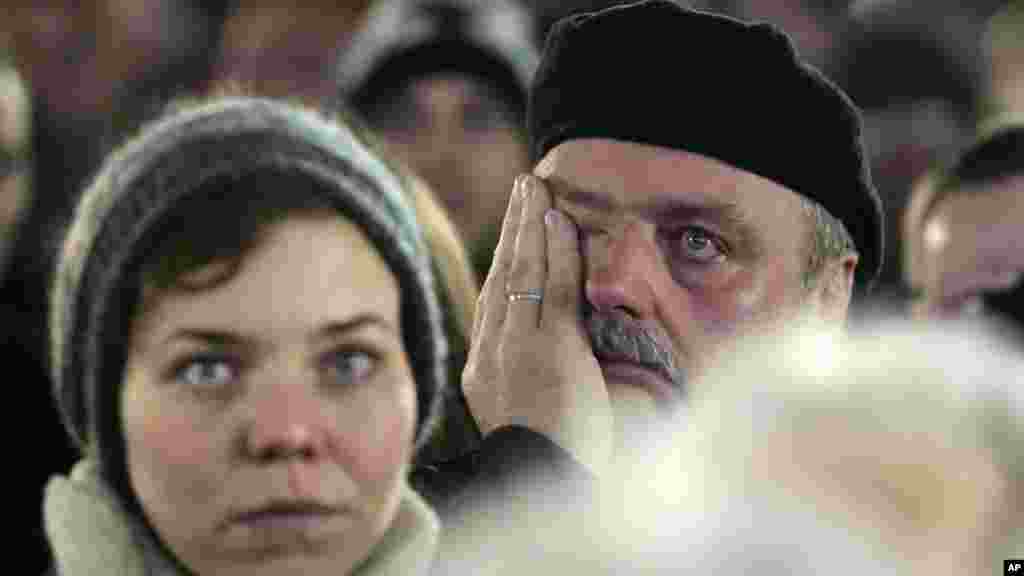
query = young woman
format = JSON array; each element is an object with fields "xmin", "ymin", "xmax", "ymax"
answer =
[{"xmin": 43, "ymin": 96, "xmax": 448, "ymax": 575}]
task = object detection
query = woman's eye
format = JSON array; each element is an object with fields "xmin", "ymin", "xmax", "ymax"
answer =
[
  {"xmin": 174, "ymin": 356, "xmax": 236, "ymax": 388},
  {"xmin": 323, "ymin": 350, "xmax": 379, "ymax": 387},
  {"xmin": 675, "ymin": 227, "xmax": 726, "ymax": 264}
]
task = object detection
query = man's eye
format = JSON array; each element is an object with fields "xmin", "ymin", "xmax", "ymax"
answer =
[
  {"xmin": 323, "ymin": 349, "xmax": 379, "ymax": 387},
  {"xmin": 675, "ymin": 227, "xmax": 726, "ymax": 264},
  {"xmin": 174, "ymin": 356, "xmax": 236, "ymax": 388}
]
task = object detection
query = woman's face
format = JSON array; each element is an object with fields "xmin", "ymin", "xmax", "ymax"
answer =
[{"xmin": 121, "ymin": 212, "xmax": 417, "ymax": 575}]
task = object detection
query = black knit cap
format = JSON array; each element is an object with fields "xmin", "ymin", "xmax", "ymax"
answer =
[{"xmin": 529, "ymin": 0, "xmax": 884, "ymax": 290}]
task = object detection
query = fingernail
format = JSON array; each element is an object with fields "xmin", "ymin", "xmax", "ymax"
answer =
[
  {"xmin": 545, "ymin": 209, "xmax": 562, "ymax": 229},
  {"xmin": 514, "ymin": 174, "xmax": 530, "ymax": 200},
  {"xmin": 521, "ymin": 174, "xmax": 535, "ymax": 199}
]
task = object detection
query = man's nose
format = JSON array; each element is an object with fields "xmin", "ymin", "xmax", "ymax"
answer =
[
  {"xmin": 241, "ymin": 373, "xmax": 331, "ymax": 463},
  {"xmin": 584, "ymin": 223, "xmax": 658, "ymax": 318}
]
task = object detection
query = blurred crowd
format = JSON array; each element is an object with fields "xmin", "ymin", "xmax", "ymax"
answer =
[{"xmin": 3, "ymin": 1, "xmax": 1024, "ymax": 574}]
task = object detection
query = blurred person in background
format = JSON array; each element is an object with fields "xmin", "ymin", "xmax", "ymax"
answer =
[
  {"xmin": 44, "ymin": 95, "xmax": 447, "ymax": 576},
  {"xmin": 4, "ymin": 0, "xmax": 229, "ymax": 412},
  {"xmin": 214, "ymin": 1, "xmax": 370, "ymax": 102},
  {"xmin": 1, "ymin": 41, "xmax": 78, "ymax": 576},
  {"xmin": 7, "ymin": 9, "xmax": 229, "ymax": 565},
  {"xmin": 980, "ymin": 2, "xmax": 1024, "ymax": 126},
  {"xmin": 702, "ymin": 0, "xmax": 845, "ymax": 70},
  {"xmin": 912, "ymin": 124, "xmax": 1024, "ymax": 331},
  {"xmin": 336, "ymin": 0, "xmax": 539, "ymax": 282},
  {"xmin": 0, "ymin": 46, "xmax": 30, "ymax": 276},
  {"xmin": 830, "ymin": 6, "xmax": 981, "ymax": 295}
]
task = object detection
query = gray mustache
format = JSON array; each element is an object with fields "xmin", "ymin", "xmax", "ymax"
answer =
[{"xmin": 584, "ymin": 311, "xmax": 687, "ymax": 394}]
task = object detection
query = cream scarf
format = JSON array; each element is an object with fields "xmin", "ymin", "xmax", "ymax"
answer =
[{"xmin": 44, "ymin": 460, "xmax": 439, "ymax": 576}]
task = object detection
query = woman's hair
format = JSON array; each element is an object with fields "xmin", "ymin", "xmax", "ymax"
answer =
[
  {"xmin": 324, "ymin": 100, "xmax": 482, "ymax": 460},
  {"xmin": 137, "ymin": 169, "xmax": 335, "ymax": 301}
]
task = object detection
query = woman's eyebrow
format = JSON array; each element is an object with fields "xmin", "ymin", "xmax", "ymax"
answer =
[
  {"xmin": 161, "ymin": 329, "xmax": 250, "ymax": 349},
  {"xmin": 314, "ymin": 314, "xmax": 399, "ymax": 342},
  {"xmin": 160, "ymin": 314, "xmax": 399, "ymax": 350}
]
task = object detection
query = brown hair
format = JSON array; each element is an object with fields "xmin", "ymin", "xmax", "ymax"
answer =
[
  {"xmin": 134, "ymin": 168, "xmax": 338, "ymax": 313},
  {"xmin": 325, "ymin": 104, "xmax": 483, "ymax": 458}
]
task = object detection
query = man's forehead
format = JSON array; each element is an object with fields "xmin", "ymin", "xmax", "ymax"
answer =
[{"xmin": 534, "ymin": 138, "xmax": 803, "ymax": 217}]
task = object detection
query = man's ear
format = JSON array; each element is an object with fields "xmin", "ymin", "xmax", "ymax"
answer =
[{"xmin": 809, "ymin": 253, "xmax": 858, "ymax": 323}]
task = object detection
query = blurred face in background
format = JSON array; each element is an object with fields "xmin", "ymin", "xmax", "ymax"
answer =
[
  {"xmin": 217, "ymin": 2, "xmax": 370, "ymax": 101},
  {"xmin": 915, "ymin": 177, "xmax": 1024, "ymax": 325},
  {"xmin": 370, "ymin": 73, "xmax": 530, "ymax": 277},
  {"xmin": 0, "ymin": 64, "xmax": 30, "ymax": 275}
]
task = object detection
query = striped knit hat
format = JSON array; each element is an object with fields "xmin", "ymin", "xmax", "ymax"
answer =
[{"xmin": 49, "ymin": 96, "xmax": 448, "ymax": 495}]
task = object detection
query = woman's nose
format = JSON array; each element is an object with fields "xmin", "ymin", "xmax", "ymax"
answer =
[{"xmin": 241, "ymin": 375, "xmax": 331, "ymax": 463}]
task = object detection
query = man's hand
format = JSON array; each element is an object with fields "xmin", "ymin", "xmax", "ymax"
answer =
[{"xmin": 462, "ymin": 174, "xmax": 613, "ymax": 475}]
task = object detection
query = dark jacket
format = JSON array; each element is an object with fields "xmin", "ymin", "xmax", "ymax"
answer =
[
  {"xmin": 412, "ymin": 425, "xmax": 597, "ymax": 574},
  {"xmin": 2, "ymin": 293, "xmax": 76, "ymax": 576},
  {"xmin": 412, "ymin": 425, "xmax": 593, "ymax": 514}
]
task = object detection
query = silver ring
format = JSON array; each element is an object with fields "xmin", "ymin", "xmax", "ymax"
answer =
[{"xmin": 506, "ymin": 289, "xmax": 543, "ymax": 303}]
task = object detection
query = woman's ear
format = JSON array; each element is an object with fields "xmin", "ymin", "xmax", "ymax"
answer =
[{"xmin": 809, "ymin": 254, "xmax": 858, "ymax": 324}]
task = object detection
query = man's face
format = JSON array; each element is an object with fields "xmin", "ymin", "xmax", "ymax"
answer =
[{"xmin": 535, "ymin": 139, "xmax": 813, "ymax": 422}]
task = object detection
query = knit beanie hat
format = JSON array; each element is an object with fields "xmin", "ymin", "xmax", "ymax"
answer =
[
  {"xmin": 336, "ymin": 0, "xmax": 539, "ymax": 126},
  {"xmin": 49, "ymin": 96, "xmax": 448, "ymax": 490},
  {"xmin": 529, "ymin": 0, "xmax": 884, "ymax": 291}
]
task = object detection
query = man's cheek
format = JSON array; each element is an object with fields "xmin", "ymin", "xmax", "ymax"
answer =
[{"xmin": 690, "ymin": 277, "xmax": 767, "ymax": 337}]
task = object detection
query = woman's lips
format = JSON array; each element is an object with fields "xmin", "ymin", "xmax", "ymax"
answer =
[
  {"xmin": 224, "ymin": 502, "xmax": 355, "ymax": 544},
  {"xmin": 597, "ymin": 360, "xmax": 678, "ymax": 404}
]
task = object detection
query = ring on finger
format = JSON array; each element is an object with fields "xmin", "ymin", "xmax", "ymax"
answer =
[{"xmin": 506, "ymin": 288, "xmax": 543, "ymax": 303}]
